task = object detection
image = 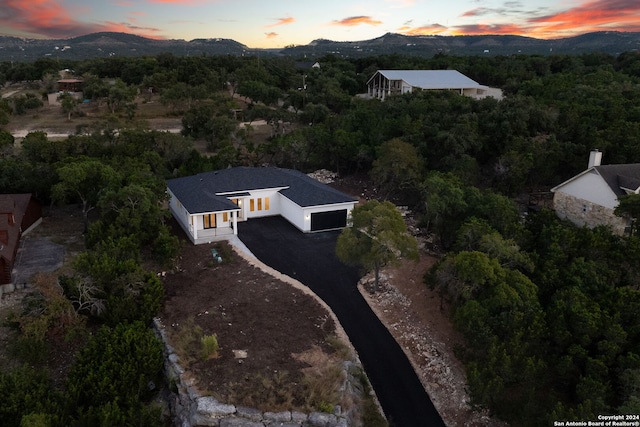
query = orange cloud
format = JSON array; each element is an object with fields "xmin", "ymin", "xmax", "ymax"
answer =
[
  {"xmin": 400, "ymin": 24, "xmax": 448, "ymax": 36},
  {"xmin": 265, "ymin": 32, "xmax": 279, "ymax": 39},
  {"xmin": 332, "ymin": 16, "xmax": 383, "ymax": 27},
  {"xmin": 266, "ymin": 17, "xmax": 295, "ymax": 28}
]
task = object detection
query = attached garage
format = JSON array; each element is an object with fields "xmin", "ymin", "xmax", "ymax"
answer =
[{"xmin": 311, "ymin": 209, "xmax": 347, "ymax": 231}]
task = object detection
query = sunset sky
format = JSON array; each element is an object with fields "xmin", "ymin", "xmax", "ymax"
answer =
[{"xmin": 1, "ymin": 0, "xmax": 639, "ymax": 48}]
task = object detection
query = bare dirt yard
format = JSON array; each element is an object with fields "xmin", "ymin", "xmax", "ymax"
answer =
[{"xmin": 158, "ymin": 227, "xmax": 354, "ymax": 413}]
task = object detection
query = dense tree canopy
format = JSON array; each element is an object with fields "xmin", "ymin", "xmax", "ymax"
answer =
[{"xmin": 2, "ymin": 50, "xmax": 640, "ymax": 426}]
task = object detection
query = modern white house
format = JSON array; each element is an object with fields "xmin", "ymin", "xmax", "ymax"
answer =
[
  {"xmin": 551, "ymin": 150, "xmax": 640, "ymax": 235},
  {"xmin": 167, "ymin": 167, "xmax": 357, "ymax": 244},
  {"xmin": 366, "ymin": 69, "xmax": 503, "ymax": 101}
]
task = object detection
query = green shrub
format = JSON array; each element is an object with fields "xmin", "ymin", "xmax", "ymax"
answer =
[
  {"xmin": 213, "ymin": 242, "xmax": 234, "ymax": 264},
  {"xmin": 0, "ymin": 367, "xmax": 58, "ymax": 427},
  {"xmin": 102, "ymin": 272, "xmax": 165, "ymax": 326},
  {"xmin": 10, "ymin": 336, "xmax": 48, "ymax": 365},
  {"xmin": 65, "ymin": 321, "xmax": 164, "ymax": 411},
  {"xmin": 20, "ymin": 413, "xmax": 55, "ymax": 427},
  {"xmin": 169, "ymin": 317, "xmax": 203, "ymax": 364},
  {"xmin": 200, "ymin": 334, "xmax": 219, "ymax": 360},
  {"xmin": 153, "ymin": 227, "xmax": 181, "ymax": 266}
]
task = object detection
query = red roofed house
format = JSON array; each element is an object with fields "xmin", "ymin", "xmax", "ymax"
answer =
[{"xmin": 0, "ymin": 194, "xmax": 42, "ymax": 287}]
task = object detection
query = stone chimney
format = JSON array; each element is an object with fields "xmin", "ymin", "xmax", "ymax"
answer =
[{"xmin": 588, "ymin": 149, "xmax": 602, "ymax": 168}]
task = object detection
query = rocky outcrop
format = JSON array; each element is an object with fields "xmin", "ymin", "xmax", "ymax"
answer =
[{"xmin": 154, "ymin": 318, "xmax": 362, "ymax": 427}]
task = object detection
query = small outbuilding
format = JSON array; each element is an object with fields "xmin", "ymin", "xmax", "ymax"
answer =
[
  {"xmin": 167, "ymin": 167, "xmax": 357, "ymax": 244},
  {"xmin": 48, "ymin": 78, "xmax": 84, "ymax": 105}
]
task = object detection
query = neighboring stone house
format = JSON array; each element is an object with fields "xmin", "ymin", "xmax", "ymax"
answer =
[
  {"xmin": 0, "ymin": 194, "xmax": 42, "ymax": 287},
  {"xmin": 366, "ymin": 69, "xmax": 503, "ymax": 100},
  {"xmin": 167, "ymin": 167, "xmax": 357, "ymax": 245},
  {"xmin": 551, "ymin": 150, "xmax": 640, "ymax": 235}
]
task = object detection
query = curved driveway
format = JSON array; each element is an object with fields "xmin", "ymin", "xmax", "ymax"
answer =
[{"xmin": 238, "ymin": 216, "xmax": 445, "ymax": 427}]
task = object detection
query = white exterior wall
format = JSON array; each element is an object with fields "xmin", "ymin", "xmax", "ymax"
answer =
[
  {"xmin": 168, "ymin": 189, "xmax": 192, "ymax": 238},
  {"xmin": 244, "ymin": 188, "xmax": 284, "ymax": 219},
  {"xmin": 557, "ymin": 170, "xmax": 619, "ymax": 209},
  {"xmin": 280, "ymin": 195, "xmax": 356, "ymax": 233},
  {"xmin": 168, "ymin": 188, "xmax": 237, "ymax": 243},
  {"xmin": 280, "ymin": 195, "xmax": 306, "ymax": 231}
]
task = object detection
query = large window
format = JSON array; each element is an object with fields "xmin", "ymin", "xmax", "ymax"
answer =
[
  {"xmin": 203, "ymin": 213, "xmax": 216, "ymax": 229},
  {"xmin": 250, "ymin": 197, "xmax": 269, "ymax": 212}
]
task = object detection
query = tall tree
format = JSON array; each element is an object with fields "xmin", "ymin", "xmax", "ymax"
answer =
[
  {"xmin": 58, "ymin": 92, "xmax": 78, "ymax": 121},
  {"xmin": 52, "ymin": 158, "xmax": 120, "ymax": 230},
  {"xmin": 370, "ymin": 138, "xmax": 424, "ymax": 202},
  {"xmin": 336, "ymin": 200, "xmax": 419, "ymax": 291},
  {"xmin": 615, "ymin": 193, "xmax": 640, "ymax": 236}
]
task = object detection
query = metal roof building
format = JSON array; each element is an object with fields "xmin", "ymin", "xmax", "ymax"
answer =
[{"xmin": 366, "ymin": 69, "xmax": 502, "ymax": 100}]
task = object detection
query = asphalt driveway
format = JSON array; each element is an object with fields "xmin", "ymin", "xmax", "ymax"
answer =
[{"xmin": 238, "ymin": 216, "xmax": 445, "ymax": 427}]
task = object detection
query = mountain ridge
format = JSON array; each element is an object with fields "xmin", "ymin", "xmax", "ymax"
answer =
[{"xmin": 0, "ymin": 30, "xmax": 638, "ymax": 61}]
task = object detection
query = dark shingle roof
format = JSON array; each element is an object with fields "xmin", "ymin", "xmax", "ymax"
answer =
[
  {"xmin": 167, "ymin": 167, "xmax": 356, "ymax": 214},
  {"xmin": 595, "ymin": 164, "xmax": 640, "ymax": 196}
]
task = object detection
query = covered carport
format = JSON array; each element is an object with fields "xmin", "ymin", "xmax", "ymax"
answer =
[{"xmin": 238, "ymin": 216, "xmax": 444, "ymax": 427}]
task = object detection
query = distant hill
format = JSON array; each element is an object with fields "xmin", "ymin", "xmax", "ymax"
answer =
[
  {"xmin": 0, "ymin": 32, "xmax": 253, "ymax": 62},
  {"xmin": 282, "ymin": 31, "xmax": 640, "ymax": 58},
  {"xmin": 0, "ymin": 31, "xmax": 638, "ymax": 62}
]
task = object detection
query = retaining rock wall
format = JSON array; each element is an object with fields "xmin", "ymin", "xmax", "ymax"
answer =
[{"xmin": 154, "ymin": 318, "xmax": 364, "ymax": 427}]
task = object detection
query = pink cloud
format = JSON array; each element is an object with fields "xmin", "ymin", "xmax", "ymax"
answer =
[
  {"xmin": 527, "ymin": 0, "xmax": 640, "ymax": 36},
  {"xmin": 457, "ymin": 0, "xmax": 640, "ymax": 38},
  {"xmin": 265, "ymin": 32, "xmax": 279, "ymax": 39},
  {"xmin": 331, "ymin": 16, "xmax": 383, "ymax": 27},
  {"xmin": 0, "ymin": 0, "xmax": 164, "ymax": 39}
]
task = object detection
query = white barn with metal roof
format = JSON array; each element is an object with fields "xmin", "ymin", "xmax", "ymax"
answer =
[
  {"xmin": 366, "ymin": 70, "xmax": 502, "ymax": 100},
  {"xmin": 167, "ymin": 167, "xmax": 357, "ymax": 244}
]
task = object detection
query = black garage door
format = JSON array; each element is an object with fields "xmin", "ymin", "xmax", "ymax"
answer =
[{"xmin": 310, "ymin": 209, "xmax": 347, "ymax": 231}]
